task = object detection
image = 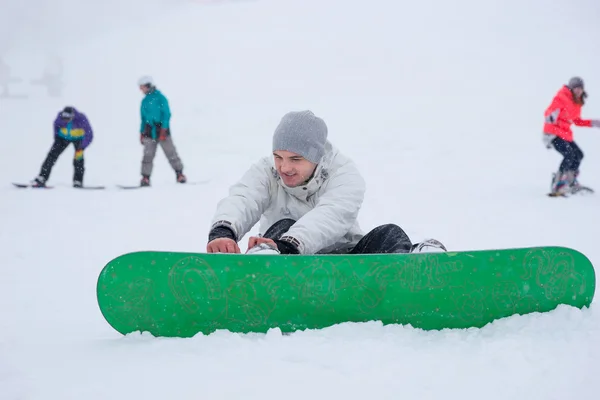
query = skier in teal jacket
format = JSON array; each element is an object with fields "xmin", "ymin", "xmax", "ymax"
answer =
[
  {"xmin": 140, "ymin": 84, "xmax": 171, "ymax": 140},
  {"xmin": 138, "ymin": 76, "xmax": 186, "ymax": 186}
]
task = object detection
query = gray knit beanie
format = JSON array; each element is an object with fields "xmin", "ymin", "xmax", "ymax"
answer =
[
  {"xmin": 272, "ymin": 110, "xmax": 328, "ymax": 164},
  {"xmin": 568, "ymin": 77, "xmax": 584, "ymax": 89}
]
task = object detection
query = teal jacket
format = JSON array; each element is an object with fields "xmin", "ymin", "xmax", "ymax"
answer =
[{"xmin": 140, "ymin": 88, "xmax": 171, "ymax": 139}]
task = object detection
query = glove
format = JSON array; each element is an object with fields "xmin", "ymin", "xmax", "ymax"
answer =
[
  {"xmin": 591, "ymin": 120, "xmax": 600, "ymax": 128},
  {"xmin": 275, "ymin": 236, "xmax": 301, "ymax": 254},
  {"xmin": 140, "ymin": 134, "xmax": 144, "ymax": 144},
  {"xmin": 158, "ymin": 128, "xmax": 168, "ymax": 141},
  {"xmin": 543, "ymin": 133, "xmax": 556, "ymax": 149}
]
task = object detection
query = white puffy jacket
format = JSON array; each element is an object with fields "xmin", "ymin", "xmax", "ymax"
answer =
[{"xmin": 210, "ymin": 141, "xmax": 366, "ymax": 254}]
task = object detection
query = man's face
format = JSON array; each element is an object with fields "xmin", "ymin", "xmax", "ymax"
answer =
[
  {"xmin": 139, "ymin": 85, "xmax": 150, "ymax": 94},
  {"xmin": 573, "ymin": 86, "xmax": 584, "ymax": 98},
  {"xmin": 273, "ymin": 150, "xmax": 317, "ymax": 187}
]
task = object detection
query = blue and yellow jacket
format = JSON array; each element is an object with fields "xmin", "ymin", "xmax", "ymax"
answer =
[{"xmin": 54, "ymin": 108, "xmax": 93, "ymax": 149}]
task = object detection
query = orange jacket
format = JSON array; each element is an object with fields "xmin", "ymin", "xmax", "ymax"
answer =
[{"xmin": 543, "ymin": 85, "xmax": 592, "ymax": 142}]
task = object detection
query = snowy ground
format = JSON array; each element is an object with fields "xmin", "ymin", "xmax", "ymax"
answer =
[{"xmin": 1, "ymin": 0, "xmax": 600, "ymax": 398}]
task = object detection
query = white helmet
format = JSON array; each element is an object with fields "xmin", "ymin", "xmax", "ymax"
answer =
[{"xmin": 137, "ymin": 75, "xmax": 154, "ymax": 86}]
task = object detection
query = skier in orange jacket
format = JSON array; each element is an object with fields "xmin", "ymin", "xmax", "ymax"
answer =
[{"xmin": 543, "ymin": 77, "xmax": 600, "ymax": 195}]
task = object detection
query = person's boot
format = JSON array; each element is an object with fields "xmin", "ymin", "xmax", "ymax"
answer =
[
  {"xmin": 176, "ymin": 170, "xmax": 187, "ymax": 184},
  {"xmin": 140, "ymin": 175, "xmax": 150, "ymax": 187},
  {"xmin": 567, "ymin": 170, "xmax": 593, "ymax": 194},
  {"xmin": 549, "ymin": 171, "xmax": 570, "ymax": 196},
  {"xmin": 570, "ymin": 170, "xmax": 582, "ymax": 192},
  {"xmin": 31, "ymin": 176, "xmax": 46, "ymax": 187}
]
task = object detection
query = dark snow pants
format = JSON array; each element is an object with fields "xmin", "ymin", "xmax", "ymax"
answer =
[
  {"xmin": 38, "ymin": 136, "xmax": 85, "ymax": 182},
  {"xmin": 552, "ymin": 137, "xmax": 584, "ymax": 173},
  {"xmin": 262, "ymin": 218, "xmax": 414, "ymax": 254}
]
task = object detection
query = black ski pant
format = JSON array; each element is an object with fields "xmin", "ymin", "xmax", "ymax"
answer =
[
  {"xmin": 262, "ymin": 218, "xmax": 414, "ymax": 254},
  {"xmin": 552, "ymin": 137, "xmax": 584, "ymax": 173},
  {"xmin": 38, "ymin": 136, "xmax": 85, "ymax": 182}
]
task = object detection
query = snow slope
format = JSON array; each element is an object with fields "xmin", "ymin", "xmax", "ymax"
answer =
[{"xmin": 1, "ymin": 0, "xmax": 600, "ymax": 398}]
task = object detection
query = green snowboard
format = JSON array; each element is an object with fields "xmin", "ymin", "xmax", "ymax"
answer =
[{"xmin": 96, "ymin": 247, "xmax": 596, "ymax": 338}]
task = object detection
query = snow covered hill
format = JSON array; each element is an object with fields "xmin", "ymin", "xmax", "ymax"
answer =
[{"xmin": 1, "ymin": 0, "xmax": 599, "ymax": 399}]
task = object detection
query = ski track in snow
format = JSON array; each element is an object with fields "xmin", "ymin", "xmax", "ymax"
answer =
[{"xmin": 1, "ymin": 0, "xmax": 600, "ymax": 398}]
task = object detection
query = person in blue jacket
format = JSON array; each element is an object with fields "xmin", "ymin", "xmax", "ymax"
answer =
[
  {"xmin": 138, "ymin": 76, "xmax": 186, "ymax": 186},
  {"xmin": 31, "ymin": 106, "xmax": 93, "ymax": 188}
]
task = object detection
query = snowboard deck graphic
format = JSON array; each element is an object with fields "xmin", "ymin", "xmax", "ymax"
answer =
[{"xmin": 96, "ymin": 246, "xmax": 596, "ymax": 338}]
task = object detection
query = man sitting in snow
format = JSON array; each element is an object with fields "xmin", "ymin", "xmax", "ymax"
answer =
[{"xmin": 206, "ymin": 110, "xmax": 446, "ymax": 255}]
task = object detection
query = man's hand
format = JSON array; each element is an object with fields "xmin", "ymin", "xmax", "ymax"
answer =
[
  {"xmin": 246, "ymin": 236, "xmax": 278, "ymax": 253},
  {"xmin": 140, "ymin": 134, "xmax": 144, "ymax": 144},
  {"xmin": 207, "ymin": 238, "xmax": 240, "ymax": 254}
]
